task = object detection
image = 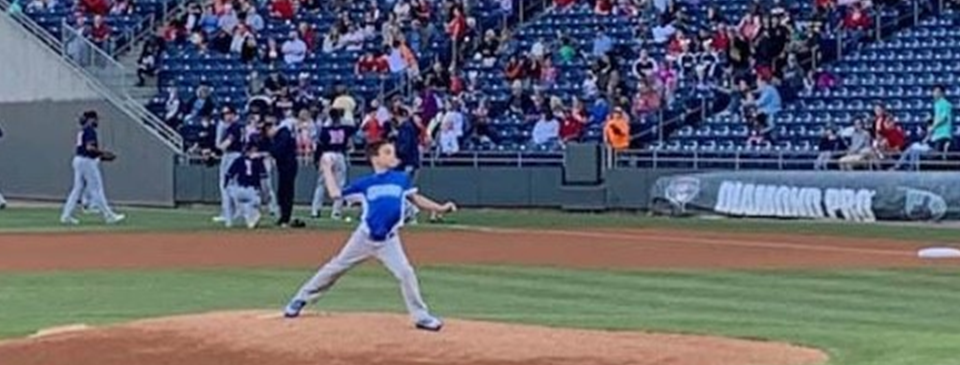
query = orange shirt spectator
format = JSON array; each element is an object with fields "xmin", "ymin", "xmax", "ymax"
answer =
[
  {"xmin": 604, "ymin": 107, "xmax": 631, "ymax": 150},
  {"xmin": 270, "ymin": 0, "xmax": 295, "ymax": 20}
]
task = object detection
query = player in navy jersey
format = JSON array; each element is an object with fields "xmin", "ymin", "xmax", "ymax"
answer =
[
  {"xmin": 60, "ymin": 111, "xmax": 125, "ymax": 224},
  {"xmin": 311, "ymin": 108, "xmax": 354, "ymax": 219},
  {"xmin": 224, "ymin": 143, "xmax": 268, "ymax": 229},
  {"xmin": 213, "ymin": 107, "xmax": 245, "ymax": 225},
  {"xmin": 284, "ymin": 140, "xmax": 457, "ymax": 331}
]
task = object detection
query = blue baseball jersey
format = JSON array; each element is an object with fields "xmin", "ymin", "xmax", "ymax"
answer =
[
  {"xmin": 343, "ymin": 170, "xmax": 417, "ymax": 241},
  {"xmin": 222, "ymin": 122, "xmax": 245, "ymax": 153},
  {"xmin": 226, "ymin": 155, "xmax": 267, "ymax": 188},
  {"xmin": 317, "ymin": 124, "xmax": 353, "ymax": 154},
  {"xmin": 75, "ymin": 126, "xmax": 99, "ymax": 158}
]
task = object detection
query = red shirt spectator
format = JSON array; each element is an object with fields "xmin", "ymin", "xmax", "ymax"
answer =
[
  {"xmin": 555, "ymin": 0, "xmax": 575, "ymax": 8},
  {"xmin": 298, "ymin": 23, "xmax": 316, "ymax": 51},
  {"xmin": 270, "ymin": 0, "xmax": 295, "ymax": 20},
  {"xmin": 90, "ymin": 16, "xmax": 111, "ymax": 44},
  {"xmin": 81, "ymin": 0, "xmax": 109, "ymax": 16},
  {"xmin": 504, "ymin": 56, "xmax": 524, "ymax": 81},
  {"xmin": 843, "ymin": 4, "xmax": 871, "ymax": 30},
  {"xmin": 559, "ymin": 111, "xmax": 584, "ymax": 142},
  {"xmin": 594, "ymin": 0, "xmax": 613, "ymax": 15},
  {"xmin": 361, "ymin": 112, "xmax": 384, "ymax": 143},
  {"xmin": 712, "ymin": 26, "xmax": 730, "ymax": 52},
  {"xmin": 877, "ymin": 121, "xmax": 905, "ymax": 151},
  {"xmin": 356, "ymin": 52, "xmax": 388, "ymax": 74},
  {"xmin": 446, "ymin": 8, "xmax": 467, "ymax": 41}
]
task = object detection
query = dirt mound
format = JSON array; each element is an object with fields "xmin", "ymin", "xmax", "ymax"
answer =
[{"xmin": 0, "ymin": 311, "xmax": 827, "ymax": 365}]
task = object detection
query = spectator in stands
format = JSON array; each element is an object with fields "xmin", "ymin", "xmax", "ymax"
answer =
[
  {"xmin": 262, "ymin": 37, "xmax": 281, "ymax": 64},
  {"xmin": 477, "ymin": 29, "xmax": 501, "ymax": 67},
  {"xmin": 240, "ymin": 34, "xmax": 258, "ymax": 63},
  {"xmin": 531, "ymin": 112, "xmax": 560, "ymax": 148},
  {"xmin": 185, "ymin": 84, "xmax": 216, "ymax": 125},
  {"xmin": 470, "ymin": 98, "xmax": 494, "ymax": 144},
  {"xmin": 632, "ymin": 79, "xmax": 662, "ymax": 118},
  {"xmin": 270, "ymin": 0, "xmax": 295, "ymax": 20},
  {"xmin": 295, "ymin": 109, "xmax": 316, "ymax": 159},
  {"xmin": 298, "ymin": 22, "xmax": 317, "ymax": 51},
  {"xmin": 591, "ymin": 27, "xmax": 613, "ymax": 58},
  {"xmin": 264, "ymin": 70, "xmax": 288, "ymax": 98},
  {"xmin": 301, "ymin": 0, "xmax": 321, "ymax": 14},
  {"xmin": 839, "ymin": 118, "xmax": 874, "ymax": 170},
  {"xmin": 843, "ymin": 2, "xmax": 871, "ymax": 32},
  {"xmin": 504, "ymin": 55, "xmax": 523, "ymax": 82},
  {"xmin": 218, "ymin": 2, "xmax": 239, "ymax": 35},
  {"xmin": 292, "ymin": 73, "xmax": 317, "ymax": 111},
  {"xmin": 90, "ymin": 15, "xmax": 111, "ymax": 50},
  {"xmin": 230, "ymin": 24, "xmax": 253, "ymax": 54},
  {"xmin": 604, "ymin": 107, "xmax": 630, "ymax": 151},
  {"xmin": 559, "ymin": 107, "xmax": 584, "ymax": 143},
  {"xmin": 80, "ymin": 0, "xmax": 108, "ymax": 16},
  {"xmin": 242, "ymin": 4, "xmax": 264, "ymax": 33},
  {"xmin": 135, "ymin": 42, "xmax": 157, "ymax": 87},
  {"xmin": 246, "ymin": 71, "xmax": 264, "ymax": 97},
  {"xmin": 891, "ymin": 123, "xmax": 933, "ymax": 171},
  {"xmin": 282, "ymin": 31, "xmax": 307, "ymax": 65},
  {"xmin": 754, "ymin": 77, "xmax": 781, "ymax": 134},
  {"xmin": 437, "ymin": 119, "xmax": 460, "ymax": 155},
  {"xmin": 632, "ymin": 49, "xmax": 658, "ymax": 80},
  {"xmin": 356, "ymin": 50, "xmax": 388, "ymax": 75},
  {"xmin": 163, "ymin": 87, "xmax": 182, "ymax": 129},
  {"xmin": 321, "ymin": 28, "xmax": 342, "ymax": 54},
  {"xmin": 875, "ymin": 116, "xmax": 905, "ymax": 164},
  {"xmin": 199, "ymin": 5, "xmax": 219, "ymax": 36},
  {"xmin": 930, "ymin": 84, "xmax": 954, "ymax": 156},
  {"xmin": 814, "ymin": 127, "xmax": 847, "ymax": 170},
  {"xmin": 331, "ymin": 84, "xmax": 357, "ymax": 126},
  {"xmin": 557, "ymin": 35, "xmax": 578, "ymax": 65},
  {"xmin": 109, "ymin": 0, "xmax": 132, "ymax": 15}
]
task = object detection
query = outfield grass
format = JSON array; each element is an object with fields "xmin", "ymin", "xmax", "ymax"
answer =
[
  {"xmin": 2, "ymin": 206, "xmax": 960, "ymax": 241},
  {"xmin": 0, "ymin": 266, "xmax": 958, "ymax": 365}
]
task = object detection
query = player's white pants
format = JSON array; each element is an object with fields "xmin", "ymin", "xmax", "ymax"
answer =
[
  {"xmin": 61, "ymin": 156, "xmax": 118, "ymax": 220},
  {"xmin": 218, "ymin": 152, "xmax": 241, "ymax": 219},
  {"xmin": 291, "ymin": 227, "xmax": 432, "ymax": 322},
  {"xmin": 262, "ymin": 157, "xmax": 280, "ymax": 215},
  {"xmin": 226, "ymin": 186, "xmax": 262, "ymax": 227},
  {"xmin": 311, "ymin": 152, "xmax": 347, "ymax": 217},
  {"xmin": 0, "ymin": 189, "xmax": 6, "ymax": 206}
]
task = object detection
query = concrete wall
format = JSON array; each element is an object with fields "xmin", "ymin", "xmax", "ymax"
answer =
[
  {"xmin": 0, "ymin": 101, "xmax": 177, "ymax": 205},
  {"xmin": 173, "ymin": 164, "xmax": 566, "ymax": 207},
  {"xmin": 0, "ymin": 14, "xmax": 100, "ymax": 102}
]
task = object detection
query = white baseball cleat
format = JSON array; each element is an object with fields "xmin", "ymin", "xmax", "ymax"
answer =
[
  {"xmin": 211, "ymin": 216, "xmax": 227, "ymax": 223},
  {"xmin": 415, "ymin": 316, "xmax": 444, "ymax": 332},
  {"xmin": 60, "ymin": 217, "xmax": 80, "ymax": 225},
  {"xmin": 247, "ymin": 212, "xmax": 262, "ymax": 229},
  {"xmin": 106, "ymin": 214, "xmax": 126, "ymax": 224}
]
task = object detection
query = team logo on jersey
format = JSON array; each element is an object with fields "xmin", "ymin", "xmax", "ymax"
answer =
[{"xmin": 664, "ymin": 177, "xmax": 701, "ymax": 212}]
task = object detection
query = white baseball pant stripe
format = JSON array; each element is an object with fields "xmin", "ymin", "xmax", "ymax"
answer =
[
  {"xmin": 61, "ymin": 156, "xmax": 117, "ymax": 220},
  {"xmin": 311, "ymin": 152, "xmax": 347, "ymax": 217},
  {"xmin": 0, "ymin": 190, "xmax": 6, "ymax": 206},
  {"xmin": 226, "ymin": 185, "xmax": 262, "ymax": 227},
  {"xmin": 292, "ymin": 228, "xmax": 431, "ymax": 322},
  {"xmin": 262, "ymin": 157, "xmax": 280, "ymax": 215},
  {"xmin": 218, "ymin": 152, "xmax": 241, "ymax": 219}
]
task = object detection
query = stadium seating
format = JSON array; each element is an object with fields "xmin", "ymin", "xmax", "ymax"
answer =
[
  {"xmin": 664, "ymin": 13, "xmax": 957, "ymax": 155},
  {"xmin": 23, "ymin": 0, "xmax": 176, "ymax": 52}
]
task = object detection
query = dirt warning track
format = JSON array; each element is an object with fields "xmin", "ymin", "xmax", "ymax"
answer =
[{"xmin": 0, "ymin": 227, "xmax": 953, "ymax": 271}]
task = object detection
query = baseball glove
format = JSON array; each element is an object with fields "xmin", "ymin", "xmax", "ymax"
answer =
[{"xmin": 100, "ymin": 151, "xmax": 117, "ymax": 162}]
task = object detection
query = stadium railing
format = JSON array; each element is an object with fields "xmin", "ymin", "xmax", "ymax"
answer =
[
  {"xmin": 0, "ymin": 0, "xmax": 183, "ymax": 153},
  {"xmin": 613, "ymin": 149, "xmax": 960, "ymax": 171}
]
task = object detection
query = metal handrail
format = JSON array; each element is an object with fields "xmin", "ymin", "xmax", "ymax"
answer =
[
  {"xmin": 112, "ymin": 13, "xmax": 155, "ymax": 57},
  {"xmin": 614, "ymin": 149, "xmax": 959, "ymax": 170},
  {"xmin": 56, "ymin": 20, "xmax": 183, "ymax": 152}
]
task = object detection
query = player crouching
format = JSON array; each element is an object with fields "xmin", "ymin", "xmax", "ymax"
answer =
[
  {"xmin": 283, "ymin": 140, "xmax": 457, "ymax": 331},
  {"xmin": 224, "ymin": 143, "xmax": 268, "ymax": 229}
]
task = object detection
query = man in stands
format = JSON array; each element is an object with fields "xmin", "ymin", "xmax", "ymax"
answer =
[
  {"xmin": 930, "ymin": 84, "xmax": 954, "ymax": 157},
  {"xmin": 282, "ymin": 31, "xmax": 307, "ymax": 65},
  {"xmin": 814, "ymin": 127, "xmax": 847, "ymax": 170},
  {"xmin": 270, "ymin": 0, "xmax": 295, "ymax": 20},
  {"xmin": 604, "ymin": 107, "xmax": 630, "ymax": 151},
  {"xmin": 90, "ymin": 15, "xmax": 111, "ymax": 51},
  {"xmin": 754, "ymin": 77, "xmax": 781, "ymax": 136},
  {"xmin": 839, "ymin": 118, "xmax": 874, "ymax": 170}
]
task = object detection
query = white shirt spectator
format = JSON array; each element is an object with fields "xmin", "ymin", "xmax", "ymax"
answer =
[
  {"xmin": 393, "ymin": 0, "xmax": 411, "ymax": 21},
  {"xmin": 340, "ymin": 29, "xmax": 366, "ymax": 51},
  {"xmin": 582, "ymin": 74, "xmax": 599, "ymax": 98},
  {"xmin": 376, "ymin": 105, "xmax": 392, "ymax": 125},
  {"xmin": 439, "ymin": 122, "xmax": 460, "ymax": 154},
  {"xmin": 499, "ymin": 0, "xmax": 513, "ymax": 14},
  {"xmin": 530, "ymin": 40, "xmax": 546, "ymax": 59},
  {"xmin": 442, "ymin": 109, "xmax": 465, "ymax": 137},
  {"xmin": 652, "ymin": 23, "xmax": 677, "ymax": 44},
  {"xmin": 387, "ymin": 47, "xmax": 407, "ymax": 73},
  {"xmin": 532, "ymin": 116, "xmax": 560, "ymax": 145},
  {"xmin": 282, "ymin": 37, "xmax": 307, "ymax": 64}
]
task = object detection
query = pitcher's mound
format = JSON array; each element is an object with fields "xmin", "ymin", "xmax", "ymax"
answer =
[{"xmin": 0, "ymin": 311, "xmax": 826, "ymax": 365}]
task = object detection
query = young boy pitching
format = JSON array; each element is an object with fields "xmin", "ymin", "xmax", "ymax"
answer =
[{"xmin": 283, "ymin": 140, "xmax": 457, "ymax": 331}]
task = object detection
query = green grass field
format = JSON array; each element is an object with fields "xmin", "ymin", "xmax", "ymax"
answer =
[{"xmin": 1, "ymin": 206, "xmax": 959, "ymax": 365}]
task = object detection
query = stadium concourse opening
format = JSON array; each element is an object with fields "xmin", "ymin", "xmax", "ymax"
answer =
[{"xmin": 0, "ymin": 311, "xmax": 827, "ymax": 365}]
